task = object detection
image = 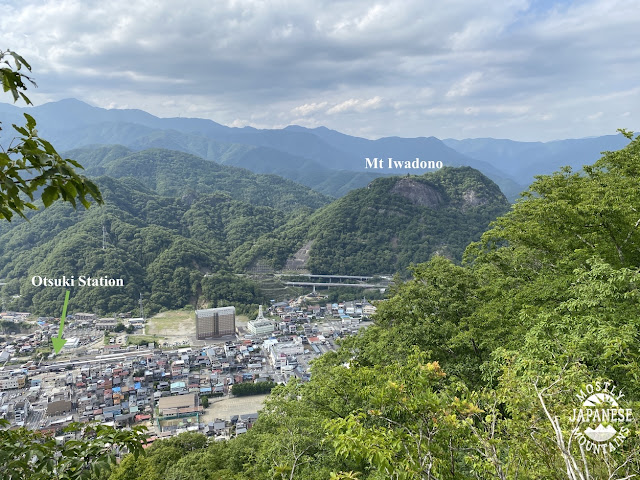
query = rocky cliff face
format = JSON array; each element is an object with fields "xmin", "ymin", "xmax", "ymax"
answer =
[
  {"xmin": 462, "ymin": 189, "xmax": 488, "ymax": 209},
  {"xmin": 390, "ymin": 178, "xmax": 445, "ymax": 208}
]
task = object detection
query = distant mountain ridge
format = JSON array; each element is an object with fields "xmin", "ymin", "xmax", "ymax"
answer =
[
  {"xmin": 443, "ymin": 135, "xmax": 631, "ymax": 182},
  {"xmin": 65, "ymin": 146, "xmax": 331, "ymax": 213},
  {"xmin": 1, "ymin": 99, "xmax": 632, "ymax": 201}
]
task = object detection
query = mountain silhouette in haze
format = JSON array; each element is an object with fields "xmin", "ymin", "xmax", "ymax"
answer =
[{"xmin": 0, "ymin": 98, "xmax": 631, "ymax": 201}]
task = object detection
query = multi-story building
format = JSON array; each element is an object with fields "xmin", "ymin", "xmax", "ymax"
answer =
[
  {"xmin": 195, "ymin": 307, "xmax": 236, "ymax": 339},
  {"xmin": 362, "ymin": 303, "xmax": 377, "ymax": 315},
  {"xmin": 0, "ymin": 373, "xmax": 26, "ymax": 390},
  {"xmin": 247, "ymin": 305, "xmax": 275, "ymax": 336},
  {"xmin": 248, "ymin": 319, "xmax": 275, "ymax": 336},
  {"xmin": 95, "ymin": 317, "xmax": 118, "ymax": 330},
  {"xmin": 14, "ymin": 400, "xmax": 30, "ymax": 424},
  {"xmin": 267, "ymin": 338, "xmax": 304, "ymax": 368}
]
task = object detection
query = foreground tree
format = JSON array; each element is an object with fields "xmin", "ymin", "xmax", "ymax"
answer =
[
  {"xmin": 0, "ymin": 421, "xmax": 147, "ymax": 480},
  {"xmin": 1, "ymin": 49, "xmax": 102, "ymax": 220}
]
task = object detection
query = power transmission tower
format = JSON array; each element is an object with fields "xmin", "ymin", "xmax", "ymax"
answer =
[{"xmin": 139, "ymin": 293, "xmax": 145, "ymax": 320}]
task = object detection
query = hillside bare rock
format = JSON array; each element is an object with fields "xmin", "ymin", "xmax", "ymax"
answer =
[{"xmin": 390, "ymin": 178, "xmax": 445, "ymax": 208}]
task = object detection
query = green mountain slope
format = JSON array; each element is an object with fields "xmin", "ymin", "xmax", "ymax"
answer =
[
  {"xmin": 0, "ymin": 155, "xmax": 510, "ymax": 315},
  {"xmin": 0, "ymin": 177, "xmax": 271, "ymax": 316},
  {"xmin": 212, "ymin": 144, "xmax": 388, "ymax": 197},
  {"xmin": 233, "ymin": 166, "xmax": 510, "ymax": 275},
  {"xmin": 61, "ymin": 132, "xmax": 385, "ymax": 198},
  {"xmin": 66, "ymin": 146, "xmax": 332, "ymax": 213}
]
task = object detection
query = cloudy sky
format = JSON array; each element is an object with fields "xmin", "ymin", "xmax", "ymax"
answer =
[{"xmin": 1, "ymin": 0, "xmax": 638, "ymax": 141}]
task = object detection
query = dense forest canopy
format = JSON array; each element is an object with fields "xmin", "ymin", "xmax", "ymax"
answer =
[
  {"xmin": 0, "ymin": 176, "xmax": 270, "ymax": 316},
  {"xmin": 68, "ymin": 146, "xmax": 332, "ymax": 213}
]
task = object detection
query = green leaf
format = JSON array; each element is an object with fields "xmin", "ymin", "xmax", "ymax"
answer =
[
  {"xmin": 8, "ymin": 51, "xmax": 32, "ymax": 71},
  {"xmin": 63, "ymin": 181, "xmax": 77, "ymax": 199},
  {"xmin": 41, "ymin": 185, "xmax": 59, "ymax": 207},
  {"xmin": 24, "ymin": 113, "xmax": 36, "ymax": 130},
  {"xmin": 18, "ymin": 91, "xmax": 32, "ymax": 105},
  {"xmin": 11, "ymin": 124, "xmax": 28, "ymax": 136}
]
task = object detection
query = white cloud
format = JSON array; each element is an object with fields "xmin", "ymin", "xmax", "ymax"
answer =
[
  {"xmin": 423, "ymin": 107, "xmax": 457, "ymax": 116},
  {"xmin": 446, "ymin": 72, "xmax": 484, "ymax": 98},
  {"xmin": 492, "ymin": 105, "xmax": 530, "ymax": 115},
  {"xmin": 536, "ymin": 114, "xmax": 553, "ymax": 121},
  {"xmin": 0, "ymin": 0, "xmax": 638, "ymax": 140},
  {"xmin": 230, "ymin": 119, "xmax": 248, "ymax": 127},
  {"xmin": 291, "ymin": 102, "xmax": 328, "ymax": 116},
  {"xmin": 326, "ymin": 96, "xmax": 382, "ymax": 114}
]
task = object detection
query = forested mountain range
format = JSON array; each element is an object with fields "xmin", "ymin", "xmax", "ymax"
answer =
[
  {"xmin": 1, "ymin": 98, "xmax": 631, "ymax": 201},
  {"xmin": 0, "ymin": 174, "xmax": 273, "ymax": 316},
  {"xmin": 0, "ymin": 145, "xmax": 508, "ymax": 315},
  {"xmin": 65, "ymin": 146, "xmax": 331, "ymax": 213}
]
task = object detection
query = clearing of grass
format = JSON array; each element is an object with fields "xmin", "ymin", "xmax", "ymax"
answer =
[
  {"xmin": 147, "ymin": 309, "xmax": 196, "ymax": 337},
  {"xmin": 199, "ymin": 394, "xmax": 269, "ymax": 423}
]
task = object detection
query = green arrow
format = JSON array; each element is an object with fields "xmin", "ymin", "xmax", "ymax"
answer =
[{"xmin": 52, "ymin": 290, "xmax": 70, "ymax": 354}]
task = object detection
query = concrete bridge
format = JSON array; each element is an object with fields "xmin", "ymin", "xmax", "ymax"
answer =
[
  {"xmin": 278, "ymin": 273, "xmax": 392, "ymax": 281},
  {"xmin": 284, "ymin": 281, "xmax": 383, "ymax": 289}
]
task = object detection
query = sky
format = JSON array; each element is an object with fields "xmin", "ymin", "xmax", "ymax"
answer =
[{"xmin": 1, "ymin": 0, "xmax": 638, "ymax": 141}]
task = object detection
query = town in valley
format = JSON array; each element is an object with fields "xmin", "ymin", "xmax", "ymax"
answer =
[{"xmin": 0, "ymin": 285, "xmax": 377, "ymax": 444}]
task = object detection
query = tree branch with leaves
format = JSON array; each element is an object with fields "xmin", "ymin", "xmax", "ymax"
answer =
[{"xmin": 0, "ymin": 49, "xmax": 102, "ymax": 221}]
